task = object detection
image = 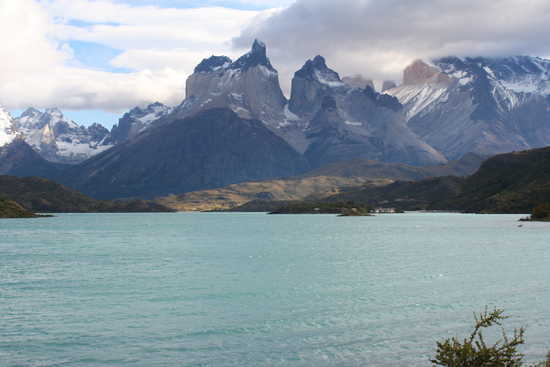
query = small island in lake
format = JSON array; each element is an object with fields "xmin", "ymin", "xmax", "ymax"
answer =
[{"xmin": 268, "ymin": 202, "xmax": 374, "ymax": 216}]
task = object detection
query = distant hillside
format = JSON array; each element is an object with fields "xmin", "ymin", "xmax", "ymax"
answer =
[
  {"xmin": 326, "ymin": 147, "xmax": 550, "ymax": 213},
  {"xmin": 225, "ymin": 176, "xmax": 464, "ymax": 213},
  {"xmin": 326, "ymin": 176, "xmax": 465, "ymax": 211},
  {"xmin": 0, "ymin": 175, "xmax": 174, "ymax": 213},
  {"xmin": 229, "ymin": 146, "xmax": 550, "ymax": 214},
  {"xmin": 433, "ymin": 147, "xmax": 550, "ymax": 213},
  {"xmin": 0, "ymin": 198, "xmax": 39, "ymax": 218},
  {"xmin": 303, "ymin": 152, "xmax": 484, "ymax": 180}
]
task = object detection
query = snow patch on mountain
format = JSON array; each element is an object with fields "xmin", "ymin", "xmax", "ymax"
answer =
[
  {"xmin": 386, "ymin": 84, "xmax": 449, "ymax": 119},
  {"xmin": 314, "ymin": 69, "xmax": 345, "ymax": 88},
  {"xmin": 387, "ymin": 55, "xmax": 550, "ymax": 160}
]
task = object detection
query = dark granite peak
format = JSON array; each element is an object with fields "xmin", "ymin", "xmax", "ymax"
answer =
[
  {"xmin": 312, "ymin": 55, "xmax": 328, "ymax": 69},
  {"xmin": 295, "ymin": 55, "xmax": 341, "ymax": 82},
  {"xmin": 251, "ymin": 39, "xmax": 266, "ymax": 54},
  {"xmin": 194, "ymin": 55, "xmax": 232, "ymax": 73}
]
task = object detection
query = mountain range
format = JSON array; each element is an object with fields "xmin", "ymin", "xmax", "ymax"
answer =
[
  {"xmin": 1, "ymin": 40, "xmax": 550, "ymax": 200},
  {"xmin": 0, "ymin": 102, "xmax": 173, "ymax": 164},
  {"xmin": 386, "ymin": 56, "xmax": 550, "ymax": 160}
]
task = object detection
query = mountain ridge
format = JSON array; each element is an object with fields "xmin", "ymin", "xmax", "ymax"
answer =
[
  {"xmin": 2, "ymin": 42, "xmax": 550, "ymax": 200},
  {"xmin": 386, "ymin": 55, "xmax": 550, "ymax": 160}
]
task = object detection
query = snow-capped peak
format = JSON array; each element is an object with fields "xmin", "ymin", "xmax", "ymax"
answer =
[
  {"xmin": 127, "ymin": 102, "xmax": 173, "ymax": 124},
  {"xmin": 16, "ymin": 107, "xmax": 77, "ymax": 130},
  {"xmin": 20, "ymin": 107, "xmax": 41, "ymax": 119},
  {"xmin": 0, "ymin": 106, "xmax": 17, "ymax": 147},
  {"xmin": 12, "ymin": 107, "xmax": 113, "ymax": 164},
  {"xmin": 432, "ymin": 55, "xmax": 550, "ymax": 112}
]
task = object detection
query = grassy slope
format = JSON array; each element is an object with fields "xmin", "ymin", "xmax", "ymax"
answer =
[
  {"xmin": 157, "ymin": 176, "xmax": 391, "ymax": 211},
  {"xmin": 0, "ymin": 198, "xmax": 39, "ymax": 218}
]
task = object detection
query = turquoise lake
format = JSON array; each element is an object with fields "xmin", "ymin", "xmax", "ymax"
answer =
[{"xmin": 1, "ymin": 212, "xmax": 548, "ymax": 366}]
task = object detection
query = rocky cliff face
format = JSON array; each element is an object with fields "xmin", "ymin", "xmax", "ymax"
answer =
[
  {"xmin": 182, "ymin": 41, "xmax": 288, "ymax": 126},
  {"xmin": 386, "ymin": 56, "xmax": 550, "ymax": 159},
  {"xmin": 288, "ymin": 56, "xmax": 447, "ymax": 167},
  {"xmin": 403, "ymin": 60, "xmax": 453, "ymax": 86},
  {"xmin": 177, "ymin": 40, "xmax": 310, "ymax": 152},
  {"xmin": 289, "ymin": 56, "xmax": 347, "ymax": 117},
  {"xmin": 167, "ymin": 42, "xmax": 448, "ymax": 168},
  {"xmin": 12, "ymin": 108, "xmax": 113, "ymax": 164}
]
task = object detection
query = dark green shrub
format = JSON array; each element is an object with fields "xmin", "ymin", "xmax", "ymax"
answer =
[
  {"xmin": 432, "ymin": 308, "xmax": 525, "ymax": 367},
  {"xmin": 432, "ymin": 308, "xmax": 549, "ymax": 367}
]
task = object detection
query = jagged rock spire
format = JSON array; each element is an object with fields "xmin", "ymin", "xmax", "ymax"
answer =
[{"xmin": 231, "ymin": 39, "xmax": 274, "ymax": 71}]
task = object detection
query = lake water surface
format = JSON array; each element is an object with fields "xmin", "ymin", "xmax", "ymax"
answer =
[{"xmin": 1, "ymin": 213, "xmax": 548, "ymax": 366}]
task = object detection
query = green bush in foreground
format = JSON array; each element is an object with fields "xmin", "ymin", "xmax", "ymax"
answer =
[{"xmin": 432, "ymin": 308, "xmax": 548, "ymax": 367}]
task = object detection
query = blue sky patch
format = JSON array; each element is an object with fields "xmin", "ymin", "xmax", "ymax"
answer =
[
  {"xmin": 67, "ymin": 41, "xmax": 132, "ymax": 73},
  {"xmin": 67, "ymin": 19, "xmax": 122, "ymax": 28},
  {"xmin": 111, "ymin": 0, "xmax": 276, "ymax": 10}
]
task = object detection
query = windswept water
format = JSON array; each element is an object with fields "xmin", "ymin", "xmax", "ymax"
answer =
[{"xmin": 1, "ymin": 213, "xmax": 548, "ymax": 366}]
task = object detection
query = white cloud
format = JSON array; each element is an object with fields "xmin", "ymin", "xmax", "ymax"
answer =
[
  {"xmin": 234, "ymin": 0, "xmax": 550, "ymax": 85},
  {"xmin": 4, "ymin": 0, "xmax": 550, "ymax": 113},
  {"xmin": 48, "ymin": 1, "xmax": 259, "ymax": 49},
  {"xmin": 0, "ymin": 0, "xmax": 265, "ymax": 111}
]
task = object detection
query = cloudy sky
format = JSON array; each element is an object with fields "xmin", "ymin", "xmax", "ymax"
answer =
[{"xmin": 2, "ymin": 0, "xmax": 550, "ymax": 127}]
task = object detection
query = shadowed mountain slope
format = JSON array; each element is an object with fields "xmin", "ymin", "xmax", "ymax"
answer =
[{"xmin": 64, "ymin": 108, "xmax": 309, "ymax": 199}]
